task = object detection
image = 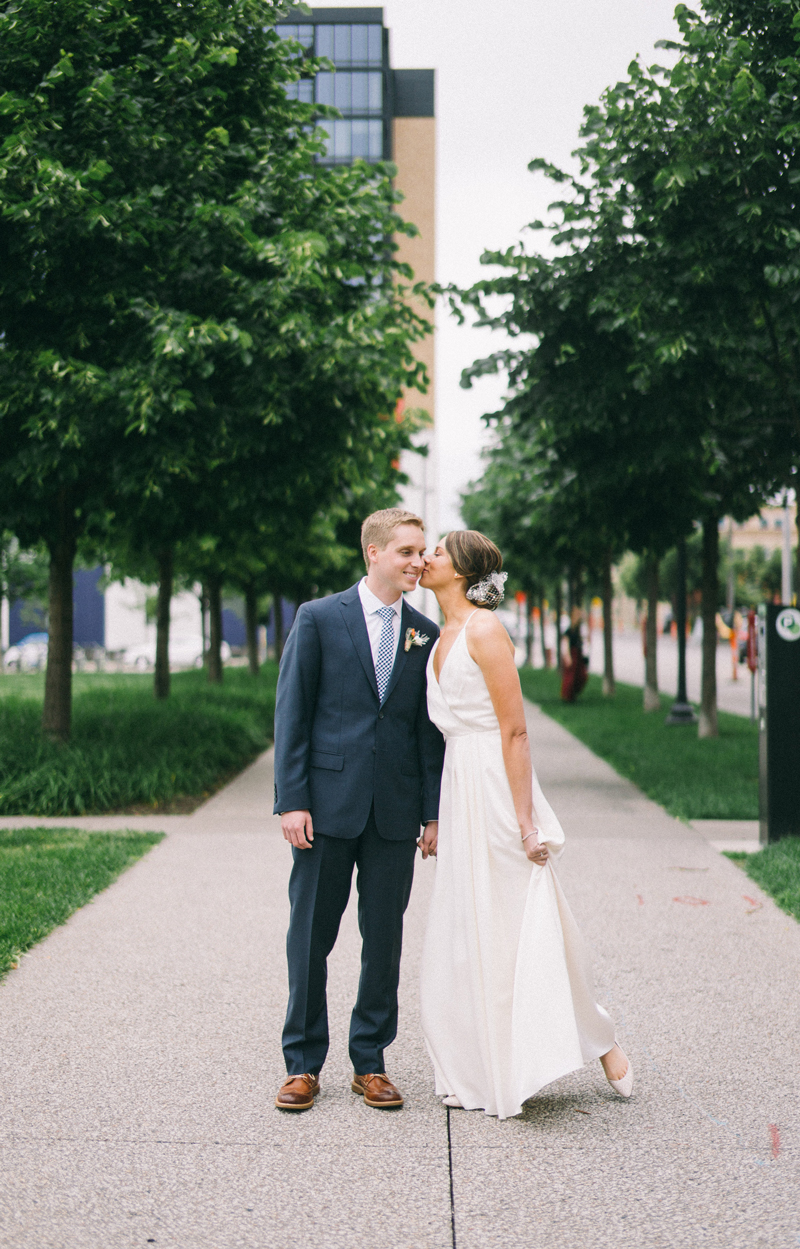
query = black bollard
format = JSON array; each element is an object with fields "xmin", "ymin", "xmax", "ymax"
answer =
[{"xmin": 666, "ymin": 536, "xmax": 698, "ymax": 726}]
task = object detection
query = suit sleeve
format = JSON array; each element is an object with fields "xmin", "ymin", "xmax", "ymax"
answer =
[
  {"xmin": 416, "ymin": 637, "xmax": 445, "ymax": 824},
  {"xmin": 272, "ymin": 603, "xmax": 321, "ymax": 814}
]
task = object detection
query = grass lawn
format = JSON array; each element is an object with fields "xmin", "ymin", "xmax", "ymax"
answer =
[
  {"xmin": 518, "ymin": 668, "xmax": 758, "ymax": 821},
  {"xmin": 0, "ymin": 827, "xmax": 164, "ymax": 978},
  {"xmin": 0, "ymin": 665, "xmax": 278, "ymax": 816},
  {"xmin": 725, "ymin": 840, "xmax": 800, "ymax": 923}
]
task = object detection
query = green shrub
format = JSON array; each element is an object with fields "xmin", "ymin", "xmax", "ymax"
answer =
[{"xmin": 0, "ymin": 666, "xmax": 278, "ymax": 815}]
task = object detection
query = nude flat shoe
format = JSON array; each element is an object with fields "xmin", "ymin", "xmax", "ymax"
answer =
[
  {"xmin": 606, "ymin": 1047, "xmax": 633, "ymax": 1099},
  {"xmin": 442, "ymin": 1095, "xmax": 463, "ymax": 1108}
]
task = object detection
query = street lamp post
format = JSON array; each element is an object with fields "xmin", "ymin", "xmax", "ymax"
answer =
[{"xmin": 666, "ymin": 536, "xmax": 697, "ymax": 726}]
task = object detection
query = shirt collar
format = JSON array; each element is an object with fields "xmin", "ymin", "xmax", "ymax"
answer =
[{"xmin": 359, "ymin": 576, "xmax": 402, "ymax": 616}]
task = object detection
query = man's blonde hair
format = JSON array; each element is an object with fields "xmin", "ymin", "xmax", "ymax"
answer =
[{"xmin": 360, "ymin": 508, "xmax": 425, "ymax": 568}]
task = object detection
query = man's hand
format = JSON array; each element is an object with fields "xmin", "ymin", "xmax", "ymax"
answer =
[
  {"xmin": 418, "ymin": 820, "xmax": 438, "ymax": 860},
  {"xmin": 281, "ymin": 809, "xmax": 314, "ymax": 850}
]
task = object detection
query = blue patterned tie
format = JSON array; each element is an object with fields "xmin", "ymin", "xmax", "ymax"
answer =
[{"xmin": 374, "ymin": 605, "xmax": 396, "ymax": 702}]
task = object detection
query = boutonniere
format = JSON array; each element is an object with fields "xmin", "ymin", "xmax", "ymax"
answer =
[{"xmin": 404, "ymin": 627, "xmax": 430, "ymax": 652}]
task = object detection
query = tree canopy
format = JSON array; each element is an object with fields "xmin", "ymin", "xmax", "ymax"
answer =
[
  {"xmin": 454, "ymin": 0, "xmax": 800, "ymax": 732},
  {"xmin": 0, "ymin": 0, "xmax": 431, "ymax": 736}
]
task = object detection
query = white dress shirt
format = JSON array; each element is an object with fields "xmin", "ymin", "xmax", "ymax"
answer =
[{"xmin": 358, "ymin": 577, "xmax": 403, "ymax": 670}]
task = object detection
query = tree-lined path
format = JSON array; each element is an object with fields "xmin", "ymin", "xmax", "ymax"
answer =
[{"xmin": 0, "ymin": 704, "xmax": 797, "ymax": 1248}]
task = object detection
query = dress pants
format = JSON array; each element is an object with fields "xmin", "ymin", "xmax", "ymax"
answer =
[{"xmin": 282, "ymin": 807, "xmax": 417, "ymax": 1076}]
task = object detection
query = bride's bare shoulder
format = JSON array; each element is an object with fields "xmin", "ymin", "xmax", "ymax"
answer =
[{"xmin": 467, "ymin": 609, "xmax": 515, "ymax": 655}]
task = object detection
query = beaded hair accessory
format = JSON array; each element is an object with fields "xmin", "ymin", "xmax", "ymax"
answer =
[{"xmin": 466, "ymin": 570, "xmax": 508, "ymax": 610}]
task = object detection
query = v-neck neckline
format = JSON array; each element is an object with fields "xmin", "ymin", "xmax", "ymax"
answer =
[{"xmin": 432, "ymin": 611, "xmax": 479, "ymax": 686}]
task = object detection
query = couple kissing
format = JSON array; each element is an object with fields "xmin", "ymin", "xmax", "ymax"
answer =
[{"xmin": 273, "ymin": 508, "xmax": 633, "ymax": 1119}]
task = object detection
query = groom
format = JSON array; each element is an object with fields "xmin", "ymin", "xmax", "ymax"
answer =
[{"xmin": 273, "ymin": 508, "xmax": 445, "ymax": 1112}]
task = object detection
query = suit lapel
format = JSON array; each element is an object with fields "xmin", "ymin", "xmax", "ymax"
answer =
[
  {"xmin": 340, "ymin": 586, "xmax": 380, "ymax": 702},
  {"xmin": 380, "ymin": 601, "xmax": 415, "ymax": 706}
]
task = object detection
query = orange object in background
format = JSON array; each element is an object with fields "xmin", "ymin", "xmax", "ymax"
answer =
[
  {"xmin": 731, "ymin": 625, "xmax": 738, "ymax": 680},
  {"xmin": 747, "ymin": 609, "xmax": 758, "ymax": 674}
]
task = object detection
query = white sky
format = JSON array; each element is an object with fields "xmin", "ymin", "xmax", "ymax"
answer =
[{"xmin": 309, "ymin": 0, "xmax": 683, "ymax": 528}]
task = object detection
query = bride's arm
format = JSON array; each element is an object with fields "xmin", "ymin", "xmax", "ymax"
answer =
[{"xmin": 466, "ymin": 613, "xmax": 548, "ymax": 864}]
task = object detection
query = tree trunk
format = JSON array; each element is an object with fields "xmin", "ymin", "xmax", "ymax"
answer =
[
  {"xmin": 245, "ymin": 582, "xmax": 259, "ymax": 676},
  {"xmin": 525, "ymin": 592, "xmax": 534, "ymax": 667},
  {"xmin": 207, "ymin": 573, "xmax": 223, "ymax": 684},
  {"xmin": 602, "ymin": 551, "xmax": 615, "ymax": 697},
  {"xmin": 42, "ymin": 500, "xmax": 77, "ymax": 743},
  {"xmin": 154, "ymin": 549, "xmax": 172, "ymax": 701},
  {"xmin": 643, "ymin": 550, "xmax": 660, "ymax": 711},
  {"xmin": 272, "ymin": 590, "xmax": 285, "ymax": 661},
  {"xmin": 554, "ymin": 582, "xmax": 563, "ymax": 672},
  {"xmin": 199, "ymin": 585, "xmax": 208, "ymax": 663},
  {"xmin": 698, "ymin": 517, "xmax": 719, "ymax": 738},
  {"xmin": 539, "ymin": 595, "xmax": 549, "ymax": 668}
]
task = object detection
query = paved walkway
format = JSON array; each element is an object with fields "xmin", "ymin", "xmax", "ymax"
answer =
[{"xmin": 1, "ymin": 705, "xmax": 798, "ymax": 1248}]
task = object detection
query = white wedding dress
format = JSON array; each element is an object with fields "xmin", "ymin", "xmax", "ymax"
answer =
[{"xmin": 420, "ymin": 613, "xmax": 616, "ymax": 1119}]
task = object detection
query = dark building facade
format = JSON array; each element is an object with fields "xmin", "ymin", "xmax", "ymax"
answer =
[
  {"xmin": 277, "ymin": 7, "xmax": 434, "ymax": 164},
  {"xmin": 277, "ymin": 8, "xmax": 438, "ymax": 597}
]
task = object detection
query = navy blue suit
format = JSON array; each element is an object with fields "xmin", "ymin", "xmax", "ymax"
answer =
[{"xmin": 273, "ymin": 582, "xmax": 444, "ymax": 1075}]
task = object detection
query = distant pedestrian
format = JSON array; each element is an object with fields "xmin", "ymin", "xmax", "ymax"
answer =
[{"xmin": 561, "ymin": 606, "xmax": 588, "ymax": 702}]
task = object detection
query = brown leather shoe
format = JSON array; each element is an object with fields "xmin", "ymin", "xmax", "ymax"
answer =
[
  {"xmin": 275, "ymin": 1073, "xmax": 319, "ymax": 1111},
  {"xmin": 351, "ymin": 1072, "xmax": 404, "ymax": 1108}
]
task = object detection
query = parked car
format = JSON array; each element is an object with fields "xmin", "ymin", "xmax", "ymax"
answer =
[
  {"xmin": 2, "ymin": 632, "xmax": 49, "ymax": 672},
  {"xmin": 122, "ymin": 634, "xmax": 231, "ymax": 671}
]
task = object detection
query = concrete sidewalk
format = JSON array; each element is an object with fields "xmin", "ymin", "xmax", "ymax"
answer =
[{"xmin": 1, "ymin": 706, "xmax": 798, "ymax": 1248}]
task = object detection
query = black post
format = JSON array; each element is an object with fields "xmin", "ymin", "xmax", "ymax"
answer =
[
  {"xmin": 759, "ymin": 603, "xmax": 800, "ymax": 843},
  {"xmin": 666, "ymin": 536, "xmax": 697, "ymax": 725}
]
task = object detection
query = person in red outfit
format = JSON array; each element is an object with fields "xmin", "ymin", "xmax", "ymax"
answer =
[{"xmin": 560, "ymin": 606, "xmax": 588, "ymax": 702}]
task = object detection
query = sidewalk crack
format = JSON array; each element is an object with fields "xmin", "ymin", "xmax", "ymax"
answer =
[{"xmin": 446, "ymin": 1106, "xmax": 457, "ymax": 1248}]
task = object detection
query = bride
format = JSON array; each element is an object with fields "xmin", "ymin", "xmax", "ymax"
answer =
[{"xmin": 417, "ymin": 530, "xmax": 632, "ymax": 1119}]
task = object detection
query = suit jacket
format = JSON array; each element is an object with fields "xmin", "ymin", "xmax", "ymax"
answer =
[{"xmin": 272, "ymin": 583, "xmax": 445, "ymax": 839}]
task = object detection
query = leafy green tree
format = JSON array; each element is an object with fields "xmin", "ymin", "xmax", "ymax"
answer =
[
  {"xmin": 0, "ymin": 537, "xmax": 50, "ymax": 635},
  {"xmin": 455, "ymin": 0, "xmax": 800, "ymax": 734},
  {"xmin": 572, "ymin": 0, "xmax": 800, "ymax": 730},
  {"xmin": 0, "ymin": 0, "xmax": 430, "ymax": 731}
]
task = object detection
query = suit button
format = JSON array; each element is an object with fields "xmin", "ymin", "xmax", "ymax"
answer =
[
  {"xmin": 378, "ymin": 713, "xmax": 384, "ymax": 720},
  {"xmin": 372, "ymin": 747, "xmax": 376, "ymax": 753}
]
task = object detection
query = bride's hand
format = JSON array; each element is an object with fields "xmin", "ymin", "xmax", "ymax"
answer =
[
  {"xmin": 418, "ymin": 821, "xmax": 438, "ymax": 859},
  {"xmin": 521, "ymin": 827, "xmax": 548, "ymax": 865}
]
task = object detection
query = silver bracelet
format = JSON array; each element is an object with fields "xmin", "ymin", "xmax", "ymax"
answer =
[{"xmin": 521, "ymin": 828, "xmax": 541, "ymax": 843}]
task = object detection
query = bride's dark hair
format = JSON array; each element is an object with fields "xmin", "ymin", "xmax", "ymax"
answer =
[{"xmin": 445, "ymin": 530, "xmax": 504, "ymax": 609}]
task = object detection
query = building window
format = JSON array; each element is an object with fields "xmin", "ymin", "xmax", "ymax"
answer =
[
  {"xmin": 316, "ymin": 71, "xmax": 382, "ymax": 115},
  {"xmin": 284, "ymin": 79, "xmax": 314, "ymax": 104},
  {"xmin": 276, "ymin": 24, "xmax": 314, "ymax": 51},
  {"xmin": 278, "ymin": 19, "xmax": 386, "ymax": 164},
  {"xmin": 319, "ymin": 118, "xmax": 383, "ymax": 163},
  {"xmin": 315, "ymin": 24, "xmax": 383, "ymax": 67}
]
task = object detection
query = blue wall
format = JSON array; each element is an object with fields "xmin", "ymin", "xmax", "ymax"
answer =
[
  {"xmin": 73, "ymin": 568, "xmax": 105, "ymax": 647},
  {"xmin": 221, "ymin": 606, "xmax": 247, "ymax": 648},
  {"xmin": 9, "ymin": 566, "xmax": 105, "ymax": 647},
  {"xmin": 267, "ymin": 599, "xmax": 297, "ymax": 646},
  {"xmin": 9, "ymin": 599, "xmax": 46, "ymax": 645}
]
